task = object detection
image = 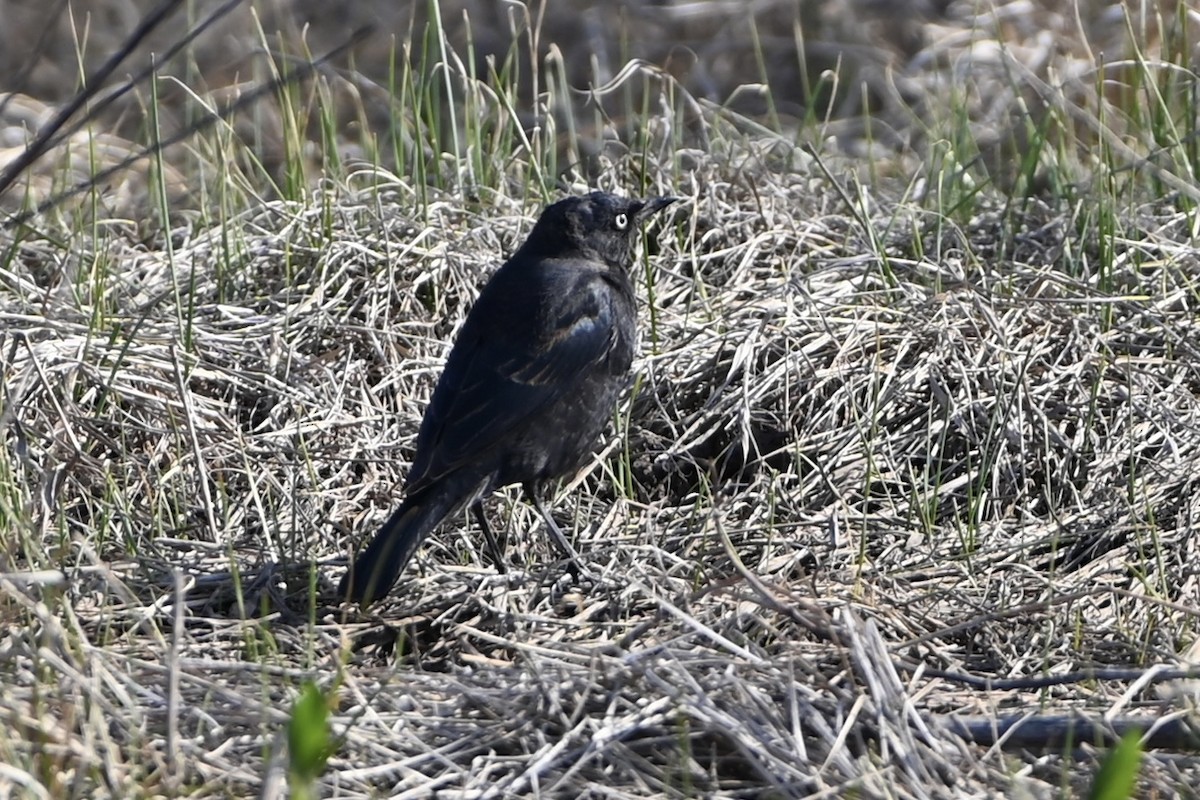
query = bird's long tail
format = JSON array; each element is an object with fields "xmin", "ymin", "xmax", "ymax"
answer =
[{"xmin": 338, "ymin": 474, "xmax": 487, "ymax": 605}]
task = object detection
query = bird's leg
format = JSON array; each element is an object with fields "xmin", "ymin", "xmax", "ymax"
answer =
[
  {"xmin": 525, "ymin": 484, "xmax": 589, "ymax": 575},
  {"xmin": 472, "ymin": 502, "xmax": 508, "ymax": 573}
]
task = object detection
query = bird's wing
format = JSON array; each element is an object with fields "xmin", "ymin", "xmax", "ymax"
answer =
[{"xmin": 405, "ymin": 265, "xmax": 626, "ymax": 491}]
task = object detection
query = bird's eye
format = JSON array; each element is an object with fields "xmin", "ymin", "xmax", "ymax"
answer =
[{"xmin": 614, "ymin": 213, "xmax": 629, "ymax": 230}]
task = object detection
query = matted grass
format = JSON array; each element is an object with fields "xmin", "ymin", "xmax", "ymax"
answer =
[{"xmin": 2, "ymin": 1, "xmax": 1200, "ymax": 797}]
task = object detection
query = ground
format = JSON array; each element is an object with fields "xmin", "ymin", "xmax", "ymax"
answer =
[{"xmin": 1, "ymin": 1, "xmax": 1200, "ymax": 798}]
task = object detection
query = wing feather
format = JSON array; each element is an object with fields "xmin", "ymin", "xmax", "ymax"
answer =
[{"xmin": 405, "ymin": 260, "xmax": 624, "ymax": 492}]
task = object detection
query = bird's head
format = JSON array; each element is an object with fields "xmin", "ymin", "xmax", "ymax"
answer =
[{"xmin": 522, "ymin": 191, "xmax": 679, "ymax": 271}]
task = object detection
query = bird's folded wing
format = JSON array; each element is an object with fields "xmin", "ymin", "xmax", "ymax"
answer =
[{"xmin": 406, "ymin": 281, "xmax": 619, "ymax": 490}]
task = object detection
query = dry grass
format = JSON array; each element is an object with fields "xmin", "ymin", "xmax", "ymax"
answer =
[
  {"xmin": 2, "ymin": 1, "xmax": 1200, "ymax": 798},
  {"xmin": 5, "ymin": 163, "xmax": 1200, "ymax": 797}
]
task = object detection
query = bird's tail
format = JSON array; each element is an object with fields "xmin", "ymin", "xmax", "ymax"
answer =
[{"xmin": 338, "ymin": 475, "xmax": 486, "ymax": 605}]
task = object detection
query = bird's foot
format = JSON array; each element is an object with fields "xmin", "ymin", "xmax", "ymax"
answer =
[{"xmin": 562, "ymin": 557, "xmax": 598, "ymax": 590}]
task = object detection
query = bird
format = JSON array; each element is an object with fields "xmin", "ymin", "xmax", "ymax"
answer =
[{"xmin": 339, "ymin": 191, "xmax": 679, "ymax": 605}]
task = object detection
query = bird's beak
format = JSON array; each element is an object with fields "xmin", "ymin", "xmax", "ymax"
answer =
[{"xmin": 634, "ymin": 196, "xmax": 682, "ymax": 223}]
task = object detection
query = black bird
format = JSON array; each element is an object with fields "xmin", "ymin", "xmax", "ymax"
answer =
[{"xmin": 339, "ymin": 191, "xmax": 679, "ymax": 605}]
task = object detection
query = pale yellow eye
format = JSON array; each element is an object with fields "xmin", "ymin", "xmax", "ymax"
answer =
[{"xmin": 614, "ymin": 213, "xmax": 629, "ymax": 230}]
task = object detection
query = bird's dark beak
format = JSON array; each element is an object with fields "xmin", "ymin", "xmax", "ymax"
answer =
[{"xmin": 634, "ymin": 196, "xmax": 681, "ymax": 223}]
